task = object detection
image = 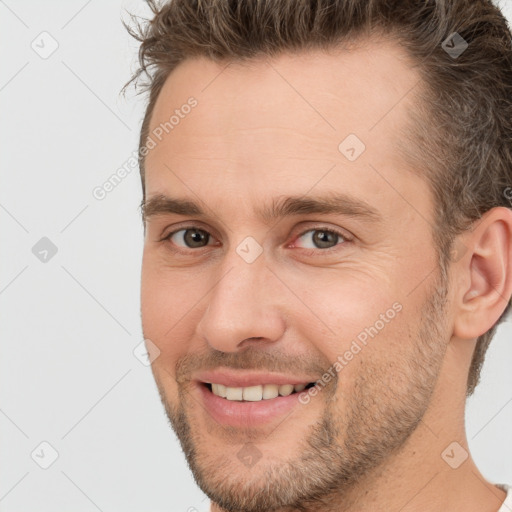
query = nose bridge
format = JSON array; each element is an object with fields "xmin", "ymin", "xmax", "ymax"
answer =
[{"xmin": 196, "ymin": 243, "xmax": 285, "ymax": 351}]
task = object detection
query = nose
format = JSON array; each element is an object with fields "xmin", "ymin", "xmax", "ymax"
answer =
[{"xmin": 195, "ymin": 252, "xmax": 286, "ymax": 353}]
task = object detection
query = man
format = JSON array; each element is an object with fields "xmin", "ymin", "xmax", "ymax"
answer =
[{"xmin": 127, "ymin": 0, "xmax": 512, "ymax": 510}]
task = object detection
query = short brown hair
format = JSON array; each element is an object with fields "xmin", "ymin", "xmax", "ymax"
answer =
[{"xmin": 124, "ymin": 0, "xmax": 512, "ymax": 395}]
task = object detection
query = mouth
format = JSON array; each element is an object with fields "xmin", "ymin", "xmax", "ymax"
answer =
[
  {"xmin": 194, "ymin": 375, "xmax": 319, "ymax": 427},
  {"xmin": 202, "ymin": 381, "xmax": 317, "ymax": 402}
]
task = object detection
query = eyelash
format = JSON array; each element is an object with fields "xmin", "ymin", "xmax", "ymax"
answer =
[{"xmin": 159, "ymin": 225, "xmax": 352, "ymax": 256}]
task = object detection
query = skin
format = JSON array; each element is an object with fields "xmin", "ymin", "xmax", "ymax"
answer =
[{"xmin": 140, "ymin": 36, "xmax": 512, "ymax": 512}]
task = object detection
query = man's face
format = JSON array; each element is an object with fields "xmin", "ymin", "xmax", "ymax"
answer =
[{"xmin": 141, "ymin": 40, "xmax": 452, "ymax": 511}]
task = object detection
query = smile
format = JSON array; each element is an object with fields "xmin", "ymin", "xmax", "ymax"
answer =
[
  {"xmin": 206, "ymin": 382, "xmax": 316, "ymax": 401},
  {"xmin": 193, "ymin": 372, "xmax": 319, "ymax": 427}
]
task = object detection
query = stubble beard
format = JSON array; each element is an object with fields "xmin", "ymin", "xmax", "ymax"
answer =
[{"xmin": 153, "ymin": 273, "xmax": 449, "ymax": 512}]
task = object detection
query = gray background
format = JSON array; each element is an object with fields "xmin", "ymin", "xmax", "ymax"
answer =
[{"xmin": 1, "ymin": 1, "xmax": 511, "ymax": 510}]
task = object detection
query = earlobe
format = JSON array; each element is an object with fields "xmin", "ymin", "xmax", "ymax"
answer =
[{"xmin": 453, "ymin": 207, "xmax": 512, "ymax": 340}]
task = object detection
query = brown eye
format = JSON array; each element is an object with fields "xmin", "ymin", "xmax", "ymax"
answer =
[
  {"xmin": 166, "ymin": 228, "xmax": 213, "ymax": 248},
  {"xmin": 294, "ymin": 228, "xmax": 348, "ymax": 251},
  {"xmin": 311, "ymin": 230, "xmax": 340, "ymax": 249}
]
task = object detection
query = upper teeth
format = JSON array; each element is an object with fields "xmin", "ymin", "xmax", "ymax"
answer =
[{"xmin": 210, "ymin": 383, "xmax": 307, "ymax": 401}]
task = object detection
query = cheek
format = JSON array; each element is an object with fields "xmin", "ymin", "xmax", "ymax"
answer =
[
  {"xmin": 287, "ymin": 270, "xmax": 425, "ymax": 397},
  {"xmin": 287, "ymin": 268, "xmax": 403, "ymax": 352},
  {"xmin": 141, "ymin": 256, "xmax": 208, "ymax": 362},
  {"xmin": 141, "ymin": 263, "xmax": 170, "ymax": 340},
  {"xmin": 141, "ymin": 255, "xmax": 172, "ymax": 344},
  {"xmin": 140, "ymin": 269, "xmax": 188, "ymax": 396}
]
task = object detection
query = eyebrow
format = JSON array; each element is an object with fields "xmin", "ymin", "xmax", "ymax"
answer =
[{"xmin": 142, "ymin": 192, "xmax": 382, "ymax": 224}]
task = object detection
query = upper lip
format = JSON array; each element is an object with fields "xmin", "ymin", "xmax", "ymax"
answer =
[{"xmin": 194, "ymin": 369, "xmax": 317, "ymax": 388}]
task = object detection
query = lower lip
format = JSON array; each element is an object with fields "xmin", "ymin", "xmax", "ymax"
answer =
[{"xmin": 197, "ymin": 383, "xmax": 307, "ymax": 427}]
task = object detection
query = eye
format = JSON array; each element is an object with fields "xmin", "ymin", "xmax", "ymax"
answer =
[
  {"xmin": 163, "ymin": 227, "xmax": 217, "ymax": 249},
  {"xmin": 292, "ymin": 227, "xmax": 350, "ymax": 252},
  {"xmin": 160, "ymin": 225, "xmax": 351, "ymax": 254}
]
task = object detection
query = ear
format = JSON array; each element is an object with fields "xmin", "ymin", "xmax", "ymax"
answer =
[{"xmin": 453, "ymin": 207, "xmax": 512, "ymax": 340}]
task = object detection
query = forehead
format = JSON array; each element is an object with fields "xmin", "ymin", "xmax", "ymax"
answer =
[
  {"xmin": 147, "ymin": 37, "xmax": 419, "ymax": 134},
  {"xmin": 144, "ymin": 38, "xmax": 430, "ymax": 225}
]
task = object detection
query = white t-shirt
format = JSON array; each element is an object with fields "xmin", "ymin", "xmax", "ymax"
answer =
[
  {"xmin": 200, "ymin": 484, "xmax": 512, "ymax": 511},
  {"xmin": 497, "ymin": 483, "xmax": 512, "ymax": 512}
]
